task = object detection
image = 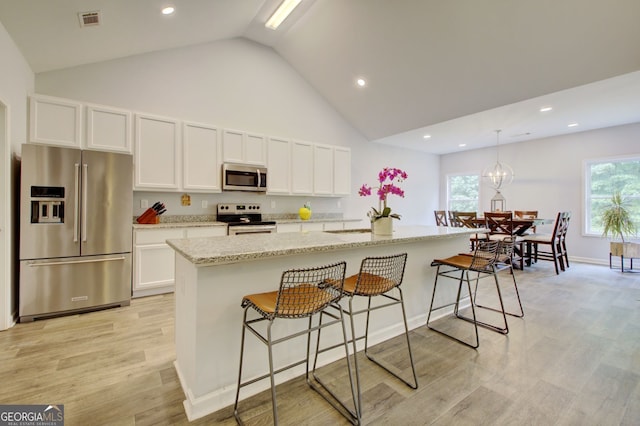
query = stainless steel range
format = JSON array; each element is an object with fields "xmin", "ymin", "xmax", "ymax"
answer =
[{"xmin": 217, "ymin": 203, "xmax": 276, "ymax": 235}]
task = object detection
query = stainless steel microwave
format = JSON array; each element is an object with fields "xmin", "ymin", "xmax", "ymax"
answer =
[{"xmin": 222, "ymin": 163, "xmax": 267, "ymax": 192}]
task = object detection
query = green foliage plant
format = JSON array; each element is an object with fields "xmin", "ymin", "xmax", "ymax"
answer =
[{"xmin": 601, "ymin": 192, "xmax": 637, "ymax": 243}]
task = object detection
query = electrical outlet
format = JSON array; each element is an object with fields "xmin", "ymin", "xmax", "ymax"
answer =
[
  {"xmin": 141, "ymin": 199, "xmax": 148, "ymax": 209},
  {"xmin": 202, "ymin": 200, "xmax": 208, "ymax": 209}
]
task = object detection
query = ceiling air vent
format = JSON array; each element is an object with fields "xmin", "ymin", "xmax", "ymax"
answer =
[{"xmin": 78, "ymin": 11, "xmax": 101, "ymax": 27}]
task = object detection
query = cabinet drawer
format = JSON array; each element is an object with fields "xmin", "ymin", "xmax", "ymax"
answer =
[
  {"xmin": 185, "ymin": 226, "xmax": 227, "ymax": 238},
  {"xmin": 134, "ymin": 228, "xmax": 185, "ymax": 245},
  {"xmin": 323, "ymin": 222, "xmax": 344, "ymax": 231}
]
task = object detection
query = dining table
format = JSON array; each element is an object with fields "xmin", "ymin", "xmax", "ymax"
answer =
[{"xmin": 470, "ymin": 217, "xmax": 553, "ymax": 236}]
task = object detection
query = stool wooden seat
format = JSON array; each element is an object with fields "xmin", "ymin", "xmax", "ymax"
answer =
[{"xmin": 233, "ymin": 261, "xmax": 359, "ymax": 425}]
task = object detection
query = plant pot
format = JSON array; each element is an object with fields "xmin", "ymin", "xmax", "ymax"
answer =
[
  {"xmin": 372, "ymin": 217, "xmax": 393, "ymax": 236},
  {"xmin": 610, "ymin": 241, "xmax": 640, "ymax": 257}
]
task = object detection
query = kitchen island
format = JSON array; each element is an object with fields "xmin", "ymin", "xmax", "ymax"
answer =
[{"xmin": 167, "ymin": 225, "xmax": 484, "ymax": 420}]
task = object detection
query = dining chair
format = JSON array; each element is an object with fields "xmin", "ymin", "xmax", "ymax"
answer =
[
  {"xmin": 434, "ymin": 210, "xmax": 448, "ymax": 226},
  {"xmin": 514, "ymin": 210, "xmax": 539, "ymax": 234},
  {"xmin": 427, "ymin": 240, "xmax": 506, "ymax": 348},
  {"xmin": 522, "ymin": 212, "xmax": 569, "ymax": 274},
  {"xmin": 234, "ymin": 261, "xmax": 359, "ymax": 425},
  {"xmin": 452, "ymin": 211, "xmax": 487, "ymax": 249},
  {"xmin": 484, "ymin": 211, "xmax": 525, "ymax": 269},
  {"xmin": 448, "ymin": 211, "xmax": 460, "ymax": 227}
]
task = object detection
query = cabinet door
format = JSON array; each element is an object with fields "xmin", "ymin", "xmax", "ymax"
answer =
[
  {"xmin": 313, "ymin": 144, "xmax": 334, "ymax": 195},
  {"xmin": 301, "ymin": 222, "xmax": 324, "ymax": 232},
  {"xmin": 183, "ymin": 122, "xmax": 221, "ymax": 192},
  {"xmin": 85, "ymin": 104, "xmax": 132, "ymax": 153},
  {"xmin": 245, "ymin": 133, "xmax": 267, "ymax": 165},
  {"xmin": 334, "ymin": 147, "xmax": 351, "ymax": 195},
  {"xmin": 267, "ymin": 137, "xmax": 291, "ymax": 194},
  {"xmin": 222, "ymin": 129, "xmax": 244, "ymax": 163},
  {"xmin": 134, "ymin": 114, "xmax": 180, "ymax": 189},
  {"xmin": 133, "ymin": 244, "xmax": 176, "ymax": 293},
  {"xmin": 291, "ymin": 140, "xmax": 314, "ymax": 195},
  {"xmin": 29, "ymin": 95, "xmax": 82, "ymax": 147}
]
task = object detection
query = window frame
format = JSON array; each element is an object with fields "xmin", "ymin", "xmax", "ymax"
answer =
[
  {"xmin": 583, "ymin": 154, "xmax": 640, "ymax": 237},
  {"xmin": 446, "ymin": 172, "xmax": 480, "ymax": 213}
]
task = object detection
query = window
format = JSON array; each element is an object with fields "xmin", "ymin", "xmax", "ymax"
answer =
[
  {"xmin": 585, "ymin": 156, "xmax": 640, "ymax": 235},
  {"xmin": 447, "ymin": 174, "xmax": 480, "ymax": 212}
]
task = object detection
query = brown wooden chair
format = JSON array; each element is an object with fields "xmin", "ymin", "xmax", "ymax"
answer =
[
  {"xmin": 234, "ymin": 261, "xmax": 359, "ymax": 425},
  {"xmin": 452, "ymin": 211, "xmax": 487, "ymax": 249},
  {"xmin": 484, "ymin": 211, "xmax": 525, "ymax": 269},
  {"xmin": 434, "ymin": 210, "xmax": 448, "ymax": 226},
  {"xmin": 448, "ymin": 210, "xmax": 460, "ymax": 227},
  {"xmin": 514, "ymin": 210, "xmax": 539, "ymax": 234},
  {"xmin": 522, "ymin": 212, "xmax": 570, "ymax": 274}
]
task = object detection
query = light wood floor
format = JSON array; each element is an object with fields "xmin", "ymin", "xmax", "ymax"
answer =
[{"xmin": 1, "ymin": 261, "xmax": 639, "ymax": 425}]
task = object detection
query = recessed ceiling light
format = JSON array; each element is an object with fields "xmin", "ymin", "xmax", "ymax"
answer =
[
  {"xmin": 356, "ymin": 78, "xmax": 367, "ymax": 87},
  {"xmin": 459, "ymin": 143, "xmax": 467, "ymax": 147},
  {"xmin": 568, "ymin": 122, "xmax": 579, "ymax": 127},
  {"xmin": 265, "ymin": 0, "xmax": 301, "ymax": 30},
  {"xmin": 423, "ymin": 134, "xmax": 431, "ymax": 139},
  {"xmin": 162, "ymin": 6, "xmax": 175, "ymax": 15},
  {"xmin": 540, "ymin": 106, "xmax": 553, "ymax": 112}
]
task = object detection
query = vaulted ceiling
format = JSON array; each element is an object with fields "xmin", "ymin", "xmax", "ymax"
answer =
[{"xmin": 2, "ymin": 0, "xmax": 640, "ymax": 154}]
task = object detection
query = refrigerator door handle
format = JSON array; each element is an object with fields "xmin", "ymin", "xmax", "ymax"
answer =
[
  {"xmin": 74, "ymin": 163, "xmax": 80, "ymax": 242},
  {"xmin": 27, "ymin": 256, "xmax": 126, "ymax": 267},
  {"xmin": 82, "ymin": 163, "xmax": 88, "ymax": 242}
]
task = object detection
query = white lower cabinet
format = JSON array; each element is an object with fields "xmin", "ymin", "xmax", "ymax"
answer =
[{"xmin": 133, "ymin": 226, "xmax": 226, "ymax": 297}]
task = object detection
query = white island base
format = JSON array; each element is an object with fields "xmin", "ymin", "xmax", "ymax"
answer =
[{"xmin": 168, "ymin": 226, "xmax": 482, "ymax": 420}]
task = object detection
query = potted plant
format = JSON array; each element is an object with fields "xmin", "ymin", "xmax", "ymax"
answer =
[
  {"xmin": 359, "ymin": 167, "xmax": 407, "ymax": 235},
  {"xmin": 601, "ymin": 192, "xmax": 639, "ymax": 266}
]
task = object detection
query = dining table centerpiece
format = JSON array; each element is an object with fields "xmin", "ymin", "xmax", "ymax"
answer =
[{"xmin": 359, "ymin": 167, "xmax": 408, "ymax": 235}]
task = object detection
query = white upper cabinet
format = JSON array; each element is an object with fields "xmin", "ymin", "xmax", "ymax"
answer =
[
  {"xmin": 222, "ymin": 129, "xmax": 266, "ymax": 165},
  {"xmin": 134, "ymin": 113, "xmax": 180, "ymax": 190},
  {"xmin": 29, "ymin": 94, "xmax": 82, "ymax": 148},
  {"xmin": 333, "ymin": 146, "xmax": 351, "ymax": 195},
  {"xmin": 85, "ymin": 104, "xmax": 132, "ymax": 153},
  {"xmin": 267, "ymin": 137, "xmax": 291, "ymax": 194},
  {"xmin": 313, "ymin": 144, "xmax": 334, "ymax": 195},
  {"xmin": 291, "ymin": 140, "xmax": 314, "ymax": 195},
  {"xmin": 182, "ymin": 122, "xmax": 221, "ymax": 192}
]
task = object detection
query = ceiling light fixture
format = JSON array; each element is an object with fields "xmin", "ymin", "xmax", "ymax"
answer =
[
  {"xmin": 265, "ymin": 0, "xmax": 302, "ymax": 30},
  {"xmin": 482, "ymin": 130, "xmax": 514, "ymax": 211},
  {"xmin": 162, "ymin": 6, "xmax": 175, "ymax": 15},
  {"xmin": 568, "ymin": 122, "xmax": 579, "ymax": 127},
  {"xmin": 540, "ymin": 106, "xmax": 553, "ymax": 112},
  {"xmin": 423, "ymin": 134, "xmax": 431, "ymax": 139},
  {"xmin": 356, "ymin": 78, "xmax": 366, "ymax": 87}
]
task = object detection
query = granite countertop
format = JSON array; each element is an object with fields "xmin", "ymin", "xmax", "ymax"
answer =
[
  {"xmin": 167, "ymin": 226, "xmax": 486, "ymax": 266},
  {"xmin": 275, "ymin": 217, "xmax": 362, "ymax": 224}
]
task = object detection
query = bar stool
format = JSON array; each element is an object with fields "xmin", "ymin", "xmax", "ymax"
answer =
[
  {"xmin": 332, "ymin": 253, "xmax": 418, "ymax": 419},
  {"xmin": 233, "ymin": 261, "xmax": 359, "ymax": 425},
  {"xmin": 427, "ymin": 240, "xmax": 507, "ymax": 348},
  {"xmin": 474, "ymin": 237, "xmax": 524, "ymax": 318}
]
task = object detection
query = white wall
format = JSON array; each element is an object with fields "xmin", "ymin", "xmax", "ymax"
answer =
[
  {"xmin": 35, "ymin": 37, "xmax": 439, "ymax": 225},
  {"xmin": 440, "ymin": 122, "xmax": 640, "ymax": 264},
  {"xmin": 0, "ymin": 19, "xmax": 35, "ymax": 330}
]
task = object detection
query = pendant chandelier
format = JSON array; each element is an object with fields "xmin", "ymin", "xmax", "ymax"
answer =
[
  {"xmin": 482, "ymin": 130, "xmax": 514, "ymax": 211},
  {"xmin": 482, "ymin": 129, "xmax": 514, "ymax": 190}
]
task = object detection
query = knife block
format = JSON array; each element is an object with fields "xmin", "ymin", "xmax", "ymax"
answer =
[{"xmin": 136, "ymin": 208, "xmax": 160, "ymax": 224}]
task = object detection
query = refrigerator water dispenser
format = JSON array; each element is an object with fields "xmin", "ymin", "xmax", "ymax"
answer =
[{"xmin": 30, "ymin": 186, "xmax": 64, "ymax": 224}]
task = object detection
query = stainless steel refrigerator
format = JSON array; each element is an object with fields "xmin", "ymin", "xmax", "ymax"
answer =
[{"xmin": 19, "ymin": 144, "xmax": 133, "ymax": 322}]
